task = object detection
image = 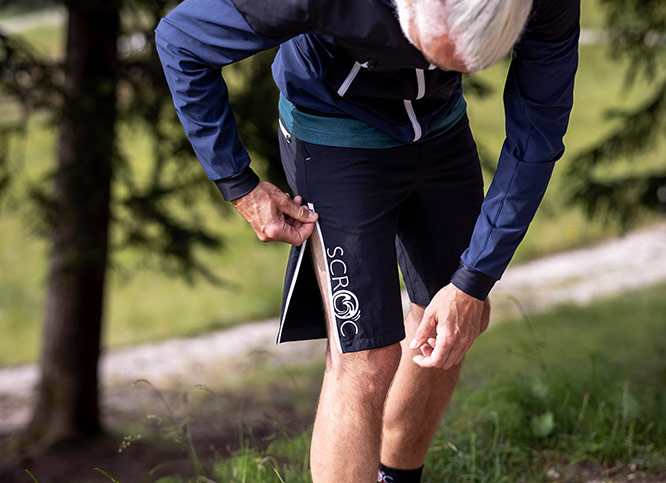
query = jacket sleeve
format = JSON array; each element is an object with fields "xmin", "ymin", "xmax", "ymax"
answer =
[
  {"xmin": 155, "ymin": 0, "xmax": 291, "ymax": 200},
  {"xmin": 451, "ymin": 0, "xmax": 581, "ymax": 300}
]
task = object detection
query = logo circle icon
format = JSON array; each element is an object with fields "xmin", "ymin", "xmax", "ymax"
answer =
[{"xmin": 332, "ymin": 290, "xmax": 360, "ymax": 320}]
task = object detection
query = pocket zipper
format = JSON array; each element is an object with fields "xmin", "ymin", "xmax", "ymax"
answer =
[{"xmin": 278, "ymin": 118, "xmax": 292, "ymax": 143}]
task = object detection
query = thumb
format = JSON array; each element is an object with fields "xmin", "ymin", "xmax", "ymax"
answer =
[{"xmin": 279, "ymin": 196, "xmax": 318, "ymax": 223}]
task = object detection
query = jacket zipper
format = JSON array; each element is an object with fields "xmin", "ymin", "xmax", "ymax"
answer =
[
  {"xmin": 415, "ymin": 68, "xmax": 425, "ymax": 99},
  {"xmin": 337, "ymin": 61, "xmax": 363, "ymax": 97},
  {"xmin": 403, "ymin": 100, "xmax": 422, "ymax": 141},
  {"xmin": 404, "ymin": 68, "xmax": 425, "ymax": 142},
  {"xmin": 339, "ymin": 63, "xmax": 426, "ymax": 143}
]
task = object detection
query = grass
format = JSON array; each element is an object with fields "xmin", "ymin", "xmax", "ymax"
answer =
[
  {"xmin": 580, "ymin": 0, "xmax": 606, "ymax": 30},
  {"xmin": 0, "ymin": 114, "xmax": 290, "ymax": 365},
  {"xmin": 8, "ymin": 23, "xmax": 64, "ymax": 58},
  {"xmin": 423, "ymin": 284, "xmax": 666, "ymax": 482},
  {"xmin": 176, "ymin": 282, "xmax": 666, "ymax": 483},
  {"xmin": 210, "ymin": 433, "xmax": 312, "ymax": 483},
  {"xmin": 0, "ymin": 4, "xmax": 53, "ymax": 21},
  {"xmin": 1, "ymin": 1, "xmax": 665, "ymax": 366}
]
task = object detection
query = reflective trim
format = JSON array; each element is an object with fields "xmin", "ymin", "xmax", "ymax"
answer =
[
  {"xmin": 337, "ymin": 61, "xmax": 362, "ymax": 97},
  {"xmin": 310, "ymin": 202, "xmax": 343, "ymax": 354},
  {"xmin": 403, "ymin": 99, "xmax": 422, "ymax": 142},
  {"xmin": 415, "ymin": 68, "xmax": 425, "ymax": 100},
  {"xmin": 276, "ymin": 237, "xmax": 308, "ymax": 344}
]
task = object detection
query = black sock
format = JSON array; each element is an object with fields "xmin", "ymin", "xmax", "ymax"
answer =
[{"xmin": 377, "ymin": 463, "xmax": 423, "ymax": 483}]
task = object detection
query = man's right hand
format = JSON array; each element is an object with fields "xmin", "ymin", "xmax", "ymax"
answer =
[{"xmin": 231, "ymin": 181, "xmax": 318, "ymax": 246}]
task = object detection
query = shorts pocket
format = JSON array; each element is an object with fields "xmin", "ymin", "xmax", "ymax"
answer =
[{"xmin": 299, "ymin": 139, "xmax": 339, "ymax": 160}]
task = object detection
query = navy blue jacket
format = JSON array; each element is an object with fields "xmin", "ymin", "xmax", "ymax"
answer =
[{"xmin": 155, "ymin": 0, "xmax": 580, "ymax": 299}]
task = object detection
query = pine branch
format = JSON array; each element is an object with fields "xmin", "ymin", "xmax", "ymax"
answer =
[{"xmin": 568, "ymin": 77, "xmax": 666, "ymax": 173}]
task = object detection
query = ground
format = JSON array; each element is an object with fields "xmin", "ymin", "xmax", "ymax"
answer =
[
  {"xmin": 0, "ymin": 375, "xmax": 322, "ymax": 482},
  {"xmin": 1, "ymin": 222, "xmax": 665, "ymax": 482}
]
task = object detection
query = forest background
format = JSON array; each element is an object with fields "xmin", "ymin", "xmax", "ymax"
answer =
[{"xmin": 0, "ymin": 0, "xmax": 665, "ymax": 481}]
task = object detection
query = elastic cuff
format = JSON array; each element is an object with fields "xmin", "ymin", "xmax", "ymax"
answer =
[
  {"xmin": 214, "ymin": 167, "xmax": 260, "ymax": 201},
  {"xmin": 378, "ymin": 463, "xmax": 423, "ymax": 483},
  {"xmin": 450, "ymin": 261, "xmax": 497, "ymax": 301}
]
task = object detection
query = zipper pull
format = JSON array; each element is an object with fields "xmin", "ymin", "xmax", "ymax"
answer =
[{"xmin": 415, "ymin": 68, "xmax": 425, "ymax": 100}]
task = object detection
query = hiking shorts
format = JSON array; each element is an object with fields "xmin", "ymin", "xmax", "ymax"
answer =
[{"xmin": 276, "ymin": 114, "xmax": 484, "ymax": 353}]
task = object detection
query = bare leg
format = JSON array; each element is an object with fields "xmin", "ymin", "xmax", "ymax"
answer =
[
  {"xmin": 381, "ymin": 300, "xmax": 490, "ymax": 469},
  {"xmin": 309, "ymin": 227, "xmax": 401, "ymax": 483}
]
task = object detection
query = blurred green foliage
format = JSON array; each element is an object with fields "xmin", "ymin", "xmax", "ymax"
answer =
[
  {"xmin": 0, "ymin": 0, "xmax": 665, "ymax": 367},
  {"xmin": 566, "ymin": 0, "xmax": 666, "ymax": 225}
]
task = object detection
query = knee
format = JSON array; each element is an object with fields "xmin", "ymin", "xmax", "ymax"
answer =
[{"xmin": 329, "ymin": 343, "xmax": 401, "ymax": 398}]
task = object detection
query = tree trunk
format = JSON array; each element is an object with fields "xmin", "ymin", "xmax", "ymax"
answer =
[{"xmin": 26, "ymin": 0, "xmax": 120, "ymax": 448}]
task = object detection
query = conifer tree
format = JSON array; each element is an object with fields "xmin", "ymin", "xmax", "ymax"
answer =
[
  {"xmin": 0, "ymin": 0, "xmax": 280, "ymax": 450},
  {"xmin": 566, "ymin": 0, "xmax": 666, "ymax": 224}
]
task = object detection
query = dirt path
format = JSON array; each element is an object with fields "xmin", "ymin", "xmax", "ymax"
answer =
[
  {"xmin": 490, "ymin": 221, "xmax": 666, "ymax": 316},
  {"xmin": 1, "ymin": 221, "xmax": 665, "ymax": 436}
]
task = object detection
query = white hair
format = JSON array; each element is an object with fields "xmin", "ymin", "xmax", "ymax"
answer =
[{"xmin": 395, "ymin": 0, "xmax": 533, "ymax": 72}]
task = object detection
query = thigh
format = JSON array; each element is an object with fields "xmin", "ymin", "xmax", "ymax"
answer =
[{"xmin": 397, "ymin": 114, "xmax": 484, "ymax": 305}]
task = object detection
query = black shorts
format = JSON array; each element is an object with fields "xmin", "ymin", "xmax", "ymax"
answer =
[{"xmin": 276, "ymin": 114, "xmax": 483, "ymax": 353}]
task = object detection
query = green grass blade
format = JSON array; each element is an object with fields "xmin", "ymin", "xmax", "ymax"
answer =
[
  {"xmin": 94, "ymin": 467, "xmax": 120, "ymax": 483},
  {"xmin": 24, "ymin": 469, "xmax": 39, "ymax": 483}
]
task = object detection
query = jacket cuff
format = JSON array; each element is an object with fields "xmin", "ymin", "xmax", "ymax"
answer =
[
  {"xmin": 214, "ymin": 167, "xmax": 260, "ymax": 201},
  {"xmin": 450, "ymin": 261, "xmax": 497, "ymax": 301}
]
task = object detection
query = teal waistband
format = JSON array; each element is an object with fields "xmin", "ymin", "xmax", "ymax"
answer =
[{"xmin": 278, "ymin": 93, "xmax": 467, "ymax": 149}]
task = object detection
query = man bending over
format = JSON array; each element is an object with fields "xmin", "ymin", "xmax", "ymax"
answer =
[{"xmin": 155, "ymin": 0, "xmax": 580, "ymax": 481}]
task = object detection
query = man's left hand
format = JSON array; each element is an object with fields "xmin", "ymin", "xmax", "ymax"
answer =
[{"xmin": 409, "ymin": 284, "xmax": 489, "ymax": 369}]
